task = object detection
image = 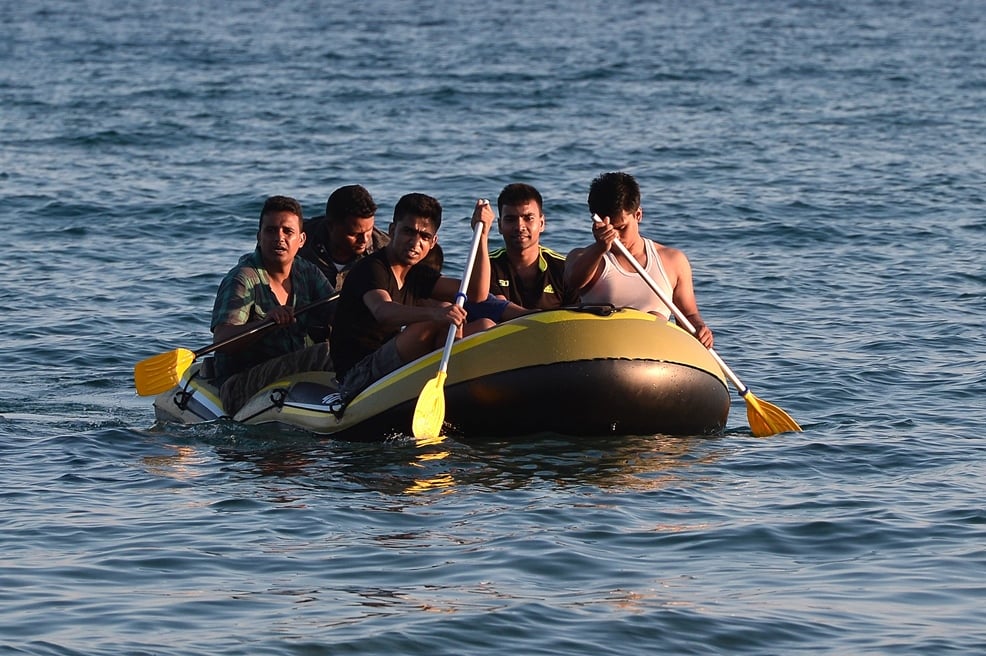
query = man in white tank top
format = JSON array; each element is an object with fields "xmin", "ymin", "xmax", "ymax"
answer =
[{"xmin": 564, "ymin": 172, "xmax": 715, "ymax": 348}]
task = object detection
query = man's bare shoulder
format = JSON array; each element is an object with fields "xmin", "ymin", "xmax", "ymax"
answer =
[{"xmin": 651, "ymin": 241, "xmax": 692, "ymax": 277}]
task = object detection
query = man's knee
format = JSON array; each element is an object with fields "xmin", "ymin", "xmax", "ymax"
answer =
[
  {"xmin": 396, "ymin": 321, "xmax": 445, "ymax": 361},
  {"xmin": 465, "ymin": 318, "xmax": 495, "ymax": 335}
]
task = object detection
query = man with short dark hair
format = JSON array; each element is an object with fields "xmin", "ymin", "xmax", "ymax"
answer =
[
  {"xmin": 299, "ymin": 184, "xmax": 388, "ymax": 290},
  {"xmin": 565, "ymin": 171, "xmax": 714, "ymax": 347},
  {"xmin": 211, "ymin": 195, "xmax": 336, "ymax": 414},
  {"xmin": 489, "ymin": 182, "xmax": 576, "ymax": 310},
  {"xmin": 328, "ymin": 193, "xmax": 495, "ymax": 411}
]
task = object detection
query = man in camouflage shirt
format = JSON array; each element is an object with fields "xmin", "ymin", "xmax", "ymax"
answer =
[{"xmin": 211, "ymin": 195, "xmax": 336, "ymax": 415}]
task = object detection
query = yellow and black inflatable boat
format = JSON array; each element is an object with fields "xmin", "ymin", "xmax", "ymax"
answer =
[{"xmin": 153, "ymin": 306, "xmax": 730, "ymax": 440}]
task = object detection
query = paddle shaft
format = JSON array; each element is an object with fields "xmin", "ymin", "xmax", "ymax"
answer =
[
  {"xmin": 591, "ymin": 215, "xmax": 752, "ymax": 396},
  {"xmin": 198, "ymin": 294, "xmax": 338, "ymax": 358},
  {"xmin": 410, "ymin": 220, "xmax": 488, "ymax": 442},
  {"xmin": 435, "ymin": 222, "xmax": 486, "ymax": 374}
]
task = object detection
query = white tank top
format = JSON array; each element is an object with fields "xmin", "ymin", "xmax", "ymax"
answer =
[{"xmin": 579, "ymin": 238, "xmax": 673, "ymax": 319}]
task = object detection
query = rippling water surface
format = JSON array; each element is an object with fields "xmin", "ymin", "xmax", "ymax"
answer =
[{"xmin": 2, "ymin": 1, "xmax": 985, "ymax": 654}]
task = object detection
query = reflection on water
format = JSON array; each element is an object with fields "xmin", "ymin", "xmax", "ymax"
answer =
[
  {"xmin": 405, "ymin": 449, "xmax": 456, "ymax": 494},
  {"xmin": 161, "ymin": 428, "xmax": 730, "ymax": 499},
  {"xmin": 141, "ymin": 444, "xmax": 203, "ymax": 480}
]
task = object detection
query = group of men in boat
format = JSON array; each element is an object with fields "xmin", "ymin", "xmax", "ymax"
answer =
[{"xmin": 210, "ymin": 172, "xmax": 715, "ymax": 416}]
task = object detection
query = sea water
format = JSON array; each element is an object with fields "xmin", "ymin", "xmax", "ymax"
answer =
[{"xmin": 1, "ymin": 0, "xmax": 984, "ymax": 654}]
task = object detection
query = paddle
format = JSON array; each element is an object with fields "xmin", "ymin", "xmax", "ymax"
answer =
[
  {"xmin": 592, "ymin": 215, "xmax": 801, "ymax": 437},
  {"xmin": 133, "ymin": 294, "xmax": 338, "ymax": 396},
  {"xmin": 411, "ymin": 220, "xmax": 487, "ymax": 444}
]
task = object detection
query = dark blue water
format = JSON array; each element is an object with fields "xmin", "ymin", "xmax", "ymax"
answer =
[{"xmin": 2, "ymin": 0, "xmax": 985, "ymax": 653}]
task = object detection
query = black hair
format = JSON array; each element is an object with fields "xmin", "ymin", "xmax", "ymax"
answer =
[
  {"xmin": 392, "ymin": 192, "xmax": 442, "ymax": 230},
  {"xmin": 258, "ymin": 195, "xmax": 304, "ymax": 231},
  {"xmin": 587, "ymin": 172, "xmax": 641, "ymax": 219},
  {"xmin": 497, "ymin": 183, "xmax": 543, "ymax": 216},
  {"xmin": 325, "ymin": 184, "xmax": 377, "ymax": 223}
]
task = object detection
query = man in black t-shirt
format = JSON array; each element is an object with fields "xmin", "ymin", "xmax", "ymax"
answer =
[{"xmin": 329, "ymin": 193, "xmax": 495, "ymax": 410}]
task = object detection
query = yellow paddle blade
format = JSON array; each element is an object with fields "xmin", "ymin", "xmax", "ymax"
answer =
[
  {"xmin": 743, "ymin": 391, "xmax": 802, "ymax": 437},
  {"xmin": 134, "ymin": 348, "xmax": 196, "ymax": 396},
  {"xmin": 412, "ymin": 371, "xmax": 448, "ymax": 445}
]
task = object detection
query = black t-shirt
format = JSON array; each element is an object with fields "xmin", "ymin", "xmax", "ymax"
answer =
[{"xmin": 330, "ymin": 249, "xmax": 440, "ymax": 379}]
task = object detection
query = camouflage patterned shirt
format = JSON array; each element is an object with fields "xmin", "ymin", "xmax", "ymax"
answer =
[{"xmin": 210, "ymin": 248, "xmax": 336, "ymax": 384}]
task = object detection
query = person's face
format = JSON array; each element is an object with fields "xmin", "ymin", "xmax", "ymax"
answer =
[
  {"xmin": 607, "ymin": 208, "xmax": 642, "ymax": 245},
  {"xmin": 257, "ymin": 210, "xmax": 305, "ymax": 267},
  {"xmin": 498, "ymin": 199, "xmax": 544, "ymax": 253},
  {"xmin": 330, "ymin": 215, "xmax": 375, "ymax": 260},
  {"xmin": 388, "ymin": 215, "xmax": 436, "ymax": 266}
]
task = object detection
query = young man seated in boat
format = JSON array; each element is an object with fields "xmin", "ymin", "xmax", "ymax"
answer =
[
  {"xmin": 327, "ymin": 193, "xmax": 495, "ymax": 415},
  {"xmin": 299, "ymin": 184, "xmax": 388, "ymax": 290},
  {"xmin": 300, "ymin": 183, "xmax": 446, "ymax": 313},
  {"xmin": 211, "ymin": 195, "xmax": 337, "ymax": 415},
  {"xmin": 488, "ymin": 182, "xmax": 577, "ymax": 311},
  {"xmin": 564, "ymin": 171, "xmax": 715, "ymax": 348},
  {"xmin": 461, "ymin": 182, "xmax": 575, "ymax": 324}
]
